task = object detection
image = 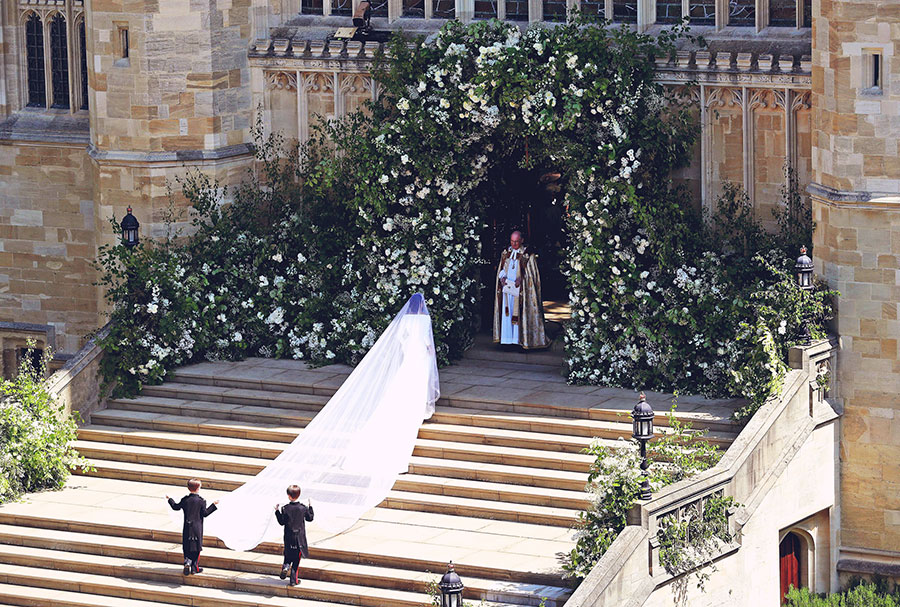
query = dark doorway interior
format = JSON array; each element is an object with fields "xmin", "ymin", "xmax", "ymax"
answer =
[
  {"xmin": 779, "ymin": 532, "xmax": 802, "ymax": 600},
  {"xmin": 476, "ymin": 161, "xmax": 568, "ymax": 333}
]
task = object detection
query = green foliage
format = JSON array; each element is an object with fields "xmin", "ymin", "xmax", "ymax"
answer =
[
  {"xmin": 95, "ymin": 17, "xmax": 831, "ymax": 420},
  {"xmin": 0, "ymin": 343, "xmax": 89, "ymax": 503},
  {"xmin": 563, "ymin": 405, "xmax": 723, "ymax": 581},
  {"xmin": 783, "ymin": 581, "xmax": 900, "ymax": 606},
  {"xmin": 656, "ymin": 492, "xmax": 734, "ymax": 579}
]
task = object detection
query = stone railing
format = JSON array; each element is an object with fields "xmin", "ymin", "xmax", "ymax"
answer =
[
  {"xmin": 565, "ymin": 338, "xmax": 839, "ymax": 606},
  {"xmin": 45, "ymin": 324, "xmax": 111, "ymax": 424}
]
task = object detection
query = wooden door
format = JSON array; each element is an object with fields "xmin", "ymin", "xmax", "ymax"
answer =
[{"xmin": 779, "ymin": 532, "xmax": 801, "ymax": 599}]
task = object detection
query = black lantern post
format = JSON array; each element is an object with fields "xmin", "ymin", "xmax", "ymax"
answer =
[
  {"xmin": 631, "ymin": 392, "xmax": 654, "ymax": 500},
  {"xmin": 795, "ymin": 246, "xmax": 814, "ymax": 291},
  {"xmin": 795, "ymin": 246, "xmax": 814, "ymax": 343},
  {"xmin": 121, "ymin": 206, "xmax": 140, "ymax": 247},
  {"xmin": 438, "ymin": 562, "xmax": 464, "ymax": 607}
]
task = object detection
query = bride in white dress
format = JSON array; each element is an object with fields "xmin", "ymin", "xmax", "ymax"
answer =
[{"xmin": 202, "ymin": 293, "xmax": 440, "ymax": 552}]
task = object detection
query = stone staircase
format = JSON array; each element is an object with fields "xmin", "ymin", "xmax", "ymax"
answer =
[{"xmin": 0, "ymin": 338, "xmax": 741, "ymax": 607}]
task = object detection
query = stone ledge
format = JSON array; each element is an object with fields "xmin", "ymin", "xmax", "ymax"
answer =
[
  {"xmin": 838, "ymin": 558, "xmax": 900, "ymax": 579},
  {"xmin": 87, "ymin": 143, "xmax": 255, "ymax": 165},
  {"xmin": 0, "ymin": 110, "xmax": 90, "ymax": 145},
  {"xmin": 809, "ymin": 182, "xmax": 900, "ymax": 209}
]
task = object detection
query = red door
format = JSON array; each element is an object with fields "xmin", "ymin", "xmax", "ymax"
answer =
[{"xmin": 779, "ymin": 532, "xmax": 801, "ymax": 599}]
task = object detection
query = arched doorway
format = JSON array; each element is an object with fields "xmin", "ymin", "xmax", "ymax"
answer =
[
  {"xmin": 476, "ymin": 159, "xmax": 569, "ymax": 334},
  {"xmin": 779, "ymin": 532, "xmax": 802, "ymax": 599}
]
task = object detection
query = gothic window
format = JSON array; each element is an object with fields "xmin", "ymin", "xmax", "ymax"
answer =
[
  {"xmin": 301, "ymin": 0, "xmax": 323, "ymax": 15},
  {"xmin": 332, "ymin": 0, "xmax": 352, "ymax": 16},
  {"xmin": 689, "ymin": 0, "xmax": 715, "ymax": 24},
  {"xmin": 729, "ymin": 0, "xmax": 754, "ymax": 26},
  {"xmin": 542, "ymin": 0, "xmax": 566, "ymax": 21},
  {"xmin": 25, "ymin": 13, "xmax": 46, "ymax": 108},
  {"xmin": 79, "ymin": 20, "xmax": 88, "ymax": 110},
  {"xmin": 802, "ymin": 0, "xmax": 811, "ymax": 26},
  {"xmin": 475, "ymin": 0, "xmax": 497, "ymax": 19},
  {"xmin": 613, "ymin": 0, "xmax": 637, "ymax": 23},
  {"xmin": 49, "ymin": 14, "xmax": 70, "ymax": 108},
  {"xmin": 656, "ymin": 0, "xmax": 682, "ymax": 23},
  {"xmin": 579, "ymin": 0, "xmax": 605, "ymax": 21},
  {"xmin": 769, "ymin": 0, "xmax": 795, "ymax": 27},
  {"xmin": 504, "ymin": 0, "xmax": 527, "ymax": 20},
  {"xmin": 370, "ymin": 0, "xmax": 388, "ymax": 17},
  {"xmin": 434, "ymin": 0, "xmax": 455, "ymax": 18},
  {"xmin": 401, "ymin": 0, "xmax": 424, "ymax": 18}
]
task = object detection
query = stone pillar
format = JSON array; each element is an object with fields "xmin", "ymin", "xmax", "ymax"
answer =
[{"xmin": 810, "ymin": 0, "xmax": 900, "ymax": 587}]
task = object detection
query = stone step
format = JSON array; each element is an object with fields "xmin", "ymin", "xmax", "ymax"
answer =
[
  {"xmin": 72, "ymin": 441, "xmax": 590, "ymax": 509},
  {"xmin": 105, "ymin": 394, "xmax": 317, "ymax": 427},
  {"xmin": 76, "ymin": 459, "xmax": 581, "ymax": 527},
  {"xmin": 418, "ymin": 423, "xmax": 591, "ymax": 454},
  {"xmin": 167, "ymin": 361, "xmax": 740, "ymax": 431},
  {"xmin": 77, "ymin": 426, "xmax": 590, "ymax": 491},
  {"xmin": 91, "ymin": 408, "xmax": 302, "ymax": 443},
  {"xmin": 103, "ymin": 395, "xmax": 634, "ymax": 453},
  {"xmin": 0, "ymin": 556, "xmax": 520, "ymax": 607},
  {"xmin": 464, "ymin": 338, "xmax": 565, "ymax": 367},
  {"xmin": 0, "ymin": 583, "xmax": 179, "ymax": 607},
  {"xmin": 86, "ymin": 409, "xmax": 599, "ymax": 472},
  {"xmin": 141, "ymin": 383, "xmax": 330, "ymax": 410},
  {"xmin": 109, "ymin": 392, "xmax": 736, "ymax": 449},
  {"xmin": 0, "ymin": 503, "xmax": 568, "ymax": 588},
  {"xmin": 431, "ymin": 407, "xmax": 737, "ymax": 447},
  {"xmin": 0, "ymin": 543, "xmax": 544, "ymax": 607},
  {"xmin": 0, "ymin": 524, "xmax": 569, "ymax": 606}
]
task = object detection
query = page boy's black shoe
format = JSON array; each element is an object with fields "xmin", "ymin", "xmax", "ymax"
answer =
[
  {"xmin": 280, "ymin": 564, "xmax": 290, "ymax": 580},
  {"xmin": 193, "ymin": 567, "xmax": 204, "ymax": 574},
  {"xmin": 183, "ymin": 560, "xmax": 192, "ymax": 576}
]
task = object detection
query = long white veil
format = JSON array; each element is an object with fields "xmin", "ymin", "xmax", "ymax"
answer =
[{"xmin": 203, "ymin": 294, "xmax": 440, "ymax": 551}]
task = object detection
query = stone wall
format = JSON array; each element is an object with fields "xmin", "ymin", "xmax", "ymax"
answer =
[
  {"xmin": 87, "ymin": 0, "xmax": 253, "ymax": 154},
  {"xmin": 0, "ymin": 139, "xmax": 99, "ymax": 354},
  {"xmin": 810, "ymin": 0, "xmax": 900, "ymax": 576}
]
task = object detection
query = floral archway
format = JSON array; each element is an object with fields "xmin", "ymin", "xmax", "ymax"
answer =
[{"xmin": 98, "ymin": 18, "xmax": 831, "ymax": 419}]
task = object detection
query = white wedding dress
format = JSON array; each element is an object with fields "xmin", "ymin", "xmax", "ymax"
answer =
[{"xmin": 202, "ymin": 294, "xmax": 440, "ymax": 551}]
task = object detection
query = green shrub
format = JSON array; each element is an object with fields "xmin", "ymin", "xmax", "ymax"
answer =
[
  {"xmin": 783, "ymin": 581, "xmax": 900, "ymax": 606},
  {"xmin": 564, "ymin": 405, "xmax": 725, "ymax": 581},
  {"xmin": 0, "ymin": 344, "xmax": 89, "ymax": 503}
]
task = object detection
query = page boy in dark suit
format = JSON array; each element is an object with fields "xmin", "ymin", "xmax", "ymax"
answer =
[
  {"xmin": 275, "ymin": 484, "xmax": 314, "ymax": 586},
  {"xmin": 167, "ymin": 478, "xmax": 219, "ymax": 575}
]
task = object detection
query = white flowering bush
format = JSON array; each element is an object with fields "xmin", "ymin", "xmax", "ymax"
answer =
[
  {"xmin": 97, "ymin": 18, "xmax": 832, "ymax": 415},
  {"xmin": 0, "ymin": 344, "xmax": 89, "ymax": 503}
]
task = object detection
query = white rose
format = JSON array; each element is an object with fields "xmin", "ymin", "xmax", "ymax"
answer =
[{"xmin": 146, "ymin": 303, "xmax": 158, "ymax": 314}]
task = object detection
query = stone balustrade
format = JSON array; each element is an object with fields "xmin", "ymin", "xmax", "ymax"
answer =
[
  {"xmin": 44, "ymin": 324, "xmax": 110, "ymax": 424},
  {"xmin": 565, "ymin": 338, "xmax": 840, "ymax": 606}
]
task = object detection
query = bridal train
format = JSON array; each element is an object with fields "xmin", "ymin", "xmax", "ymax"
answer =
[{"xmin": 199, "ymin": 293, "xmax": 439, "ymax": 552}]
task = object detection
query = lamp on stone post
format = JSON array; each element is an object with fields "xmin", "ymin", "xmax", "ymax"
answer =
[
  {"xmin": 631, "ymin": 392, "xmax": 654, "ymax": 500},
  {"xmin": 795, "ymin": 246, "xmax": 814, "ymax": 291},
  {"xmin": 438, "ymin": 562, "xmax": 464, "ymax": 607},
  {"xmin": 795, "ymin": 246, "xmax": 814, "ymax": 343},
  {"xmin": 121, "ymin": 207, "xmax": 140, "ymax": 248}
]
